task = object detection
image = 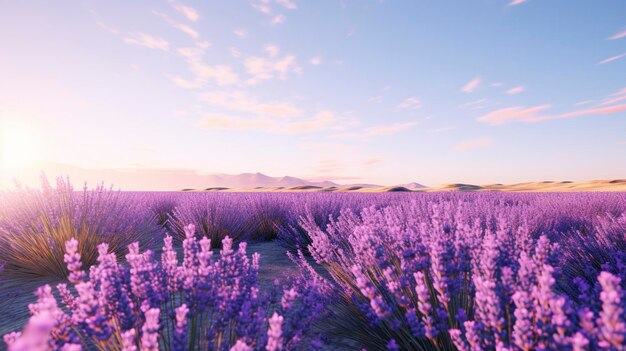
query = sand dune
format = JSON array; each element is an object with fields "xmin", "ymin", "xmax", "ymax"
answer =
[
  {"xmin": 422, "ymin": 179, "xmax": 626, "ymax": 192},
  {"xmin": 180, "ymin": 179, "xmax": 626, "ymax": 192}
]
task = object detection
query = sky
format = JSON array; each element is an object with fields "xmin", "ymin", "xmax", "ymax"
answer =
[{"xmin": 0, "ymin": 0, "xmax": 625, "ymax": 189}]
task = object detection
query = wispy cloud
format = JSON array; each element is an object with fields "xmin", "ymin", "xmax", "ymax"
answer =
[
  {"xmin": 244, "ymin": 54, "xmax": 301, "ymax": 84},
  {"xmin": 459, "ymin": 99, "xmax": 488, "ymax": 110},
  {"xmin": 598, "ymin": 53, "xmax": 626, "ymax": 65},
  {"xmin": 508, "ymin": 0, "xmax": 526, "ymax": 6},
  {"xmin": 233, "ymin": 29, "xmax": 247, "ymax": 39},
  {"xmin": 95, "ymin": 20, "xmax": 120, "ymax": 35},
  {"xmin": 397, "ymin": 97, "xmax": 421, "ymax": 109},
  {"xmin": 609, "ymin": 29, "xmax": 626, "ymax": 40},
  {"xmin": 251, "ymin": 0, "xmax": 272, "ymax": 14},
  {"xmin": 198, "ymin": 90, "xmax": 303, "ymax": 117},
  {"xmin": 229, "ymin": 47, "xmax": 242, "ymax": 58},
  {"xmin": 276, "ymin": 0, "xmax": 297, "ymax": 10},
  {"xmin": 271, "ymin": 14, "xmax": 286, "ymax": 25},
  {"xmin": 478, "ymin": 105, "xmax": 551, "ymax": 125},
  {"xmin": 478, "ymin": 89, "xmax": 626, "ymax": 125},
  {"xmin": 599, "ymin": 88, "xmax": 626, "ymax": 106},
  {"xmin": 309, "ymin": 56, "xmax": 322, "ymax": 65},
  {"xmin": 123, "ymin": 32, "xmax": 170, "ymax": 51},
  {"xmin": 365, "ymin": 122, "xmax": 420, "ymax": 137},
  {"xmin": 506, "ymin": 85, "xmax": 525, "ymax": 95},
  {"xmin": 461, "ymin": 77, "xmax": 481, "ymax": 93},
  {"xmin": 197, "ymin": 110, "xmax": 351, "ymax": 134},
  {"xmin": 170, "ymin": 46, "xmax": 240, "ymax": 87},
  {"xmin": 153, "ymin": 11, "xmax": 199, "ymax": 39},
  {"xmin": 453, "ymin": 138, "xmax": 492, "ymax": 152},
  {"xmin": 171, "ymin": 3, "xmax": 200, "ymax": 22},
  {"xmin": 332, "ymin": 121, "xmax": 420, "ymax": 139},
  {"xmin": 265, "ymin": 45, "xmax": 280, "ymax": 58},
  {"xmin": 478, "ymin": 103, "xmax": 626, "ymax": 125},
  {"xmin": 249, "ymin": 0, "xmax": 294, "ymax": 25},
  {"xmin": 574, "ymin": 100, "xmax": 594, "ymax": 106}
]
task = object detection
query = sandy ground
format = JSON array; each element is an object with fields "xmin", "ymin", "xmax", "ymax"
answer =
[{"xmin": 183, "ymin": 179, "xmax": 626, "ymax": 193}]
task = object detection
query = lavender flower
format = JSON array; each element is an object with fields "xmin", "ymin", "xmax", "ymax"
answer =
[
  {"xmin": 121, "ymin": 329, "xmax": 138, "ymax": 351},
  {"xmin": 172, "ymin": 304, "xmax": 188, "ymax": 351},
  {"xmin": 141, "ymin": 308, "xmax": 160, "ymax": 351},
  {"xmin": 597, "ymin": 271, "xmax": 626, "ymax": 348},
  {"xmin": 267, "ymin": 312, "xmax": 284, "ymax": 351},
  {"xmin": 64, "ymin": 238, "xmax": 85, "ymax": 284}
]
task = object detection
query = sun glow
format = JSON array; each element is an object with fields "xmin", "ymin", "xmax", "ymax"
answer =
[{"xmin": 0, "ymin": 126, "xmax": 41, "ymax": 171}]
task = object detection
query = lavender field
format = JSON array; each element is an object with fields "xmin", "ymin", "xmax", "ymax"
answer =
[{"xmin": 0, "ymin": 178, "xmax": 624, "ymax": 350}]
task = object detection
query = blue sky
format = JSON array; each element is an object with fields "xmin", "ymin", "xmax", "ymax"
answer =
[{"xmin": 0, "ymin": 0, "xmax": 625, "ymax": 187}]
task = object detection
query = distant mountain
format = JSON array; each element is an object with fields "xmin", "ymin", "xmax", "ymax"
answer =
[
  {"xmin": 397, "ymin": 182, "xmax": 426, "ymax": 189},
  {"xmin": 200, "ymin": 172, "xmax": 340, "ymax": 188},
  {"xmin": 3, "ymin": 161, "xmax": 427, "ymax": 191},
  {"xmin": 2, "ymin": 162, "xmax": 346, "ymax": 191}
]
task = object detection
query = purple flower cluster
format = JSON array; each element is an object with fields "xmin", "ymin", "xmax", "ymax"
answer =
[
  {"xmin": 3, "ymin": 223, "xmax": 329, "ymax": 351},
  {"xmin": 0, "ymin": 176, "xmax": 162, "ymax": 278},
  {"xmin": 298, "ymin": 197, "xmax": 626, "ymax": 350},
  {"xmin": 2, "ymin": 188, "xmax": 626, "ymax": 350}
]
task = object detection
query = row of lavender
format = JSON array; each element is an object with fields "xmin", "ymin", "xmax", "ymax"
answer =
[
  {"xmin": 1, "ymin": 177, "xmax": 625, "ymax": 350},
  {"xmin": 300, "ymin": 197, "xmax": 626, "ymax": 350}
]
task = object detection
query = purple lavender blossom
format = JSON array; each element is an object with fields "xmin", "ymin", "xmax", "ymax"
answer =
[
  {"xmin": 172, "ymin": 304, "xmax": 188, "ymax": 351},
  {"xmin": 267, "ymin": 312, "xmax": 284, "ymax": 351},
  {"xmin": 597, "ymin": 271, "xmax": 626, "ymax": 349},
  {"xmin": 64, "ymin": 238, "xmax": 85, "ymax": 284},
  {"xmin": 141, "ymin": 308, "xmax": 160, "ymax": 351},
  {"xmin": 121, "ymin": 329, "xmax": 138, "ymax": 351}
]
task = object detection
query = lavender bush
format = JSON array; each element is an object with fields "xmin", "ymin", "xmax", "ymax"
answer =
[
  {"xmin": 0, "ymin": 177, "xmax": 162, "ymax": 279},
  {"xmin": 3, "ymin": 224, "xmax": 328, "ymax": 351},
  {"xmin": 2, "ymin": 190, "xmax": 626, "ymax": 350},
  {"xmin": 297, "ymin": 197, "xmax": 626, "ymax": 350}
]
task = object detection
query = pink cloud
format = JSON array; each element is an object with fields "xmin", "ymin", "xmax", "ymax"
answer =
[
  {"xmin": 461, "ymin": 77, "xmax": 481, "ymax": 93},
  {"xmin": 309, "ymin": 56, "xmax": 322, "ymax": 65},
  {"xmin": 397, "ymin": 97, "xmax": 421, "ymax": 109},
  {"xmin": 477, "ymin": 103, "xmax": 626, "ymax": 125},
  {"xmin": 251, "ymin": 0, "xmax": 272, "ymax": 14},
  {"xmin": 233, "ymin": 29, "xmax": 247, "ymax": 39},
  {"xmin": 574, "ymin": 100, "xmax": 594, "ymax": 106},
  {"xmin": 271, "ymin": 14, "xmax": 286, "ymax": 25},
  {"xmin": 153, "ymin": 11, "xmax": 199, "ymax": 39},
  {"xmin": 198, "ymin": 90, "xmax": 303, "ymax": 117},
  {"xmin": 276, "ymin": 0, "xmax": 297, "ymax": 9},
  {"xmin": 599, "ymin": 95, "xmax": 626, "ymax": 106},
  {"xmin": 598, "ymin": 53, "xmax": 626, "ymax": 65},
  {"xmin": 197, "ymin": 110, "xmax": 350, "ymax": 134},
  {"xmin": 478, "ymin": 105, "xmax": 550, "ymax": 125},
  {"xmin": 123, "ymin": 32, "xmax": 170, "ymax": 51},
  {"xmin": 453, "ymin": 138, "xmax": 492, "ymax": 152},
  {"xmin": 506, "ymin": 85, "xmax": 525, "ymax": 95},
  {"xmin": 609, "ymin": 29, "xmax": 626, "ymax": 40},
  {"xmin": 459, "ymin": 99, "xmax": 488, "ymax": 110},
  {"xmin": 265, "ymin": 45, "xmax": 280, "ymax": 57},
  {"xmin": 508, "ymin": 0, "xmax": 526, "ymax": 6},
  {"xmin": 172, "ymin": 3, "xmax": 200, "ymax": 22},
  {"xmin": 556, "ymin": 104, "xmax": 626, "ymax": 120},
  {"xmin": 244, "ymin": 54, "xmax": 300, "ymax": 84},
  {"xmin": 332, "ymin": 121, "xmax": 420, "ymax": 139}
]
